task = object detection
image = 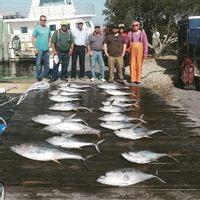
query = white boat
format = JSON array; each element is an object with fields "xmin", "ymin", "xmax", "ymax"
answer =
[{"xmin": 2, "ymin": 0, "xmax": 95, "ymax": 61}]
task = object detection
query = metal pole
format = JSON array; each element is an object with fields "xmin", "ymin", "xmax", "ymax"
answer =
[{"xmin": 0, "ymin": 15, "xmax": 3, "ymax": 61}]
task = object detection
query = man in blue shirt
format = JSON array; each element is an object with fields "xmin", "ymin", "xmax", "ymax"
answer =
[{"xmin": 32, "ymin": 15, "xmax": 51, "ymax": 82}]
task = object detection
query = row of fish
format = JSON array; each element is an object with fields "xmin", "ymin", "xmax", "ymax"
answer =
[{"xmin": 96, "ymin": 83, "xmax": 178, "ymax": 186}]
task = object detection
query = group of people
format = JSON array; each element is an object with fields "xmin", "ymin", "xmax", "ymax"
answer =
[{"xmin": 32, "ymin": 15, "xmax": 148, "ymax": 84}]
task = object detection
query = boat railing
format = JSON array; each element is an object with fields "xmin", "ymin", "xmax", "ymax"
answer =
[{"xmin": 28, "ymin": 4, "xmax": 94, "ymax": 18}]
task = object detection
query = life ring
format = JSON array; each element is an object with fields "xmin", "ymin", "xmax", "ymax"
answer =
[{"xmin": 12, "ymin": 35, "xmax": 21, "ymax": 51}]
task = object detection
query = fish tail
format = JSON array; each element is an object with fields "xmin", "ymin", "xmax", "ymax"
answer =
[
  {"xmin": 133, "ymin": 101, "xmax": 140, "ymax": 109},
  {"xmin": 77, "ymin": 107, "xmax": 93, "ymax": 112},
  {"xmin": 139, "ymin": 114, "xmax": 147, "ymax": 123},
  {"xmin": 82, "ymin": 155, "xmax": 94, "ymax": 166},
  {"xmin": 150, "ymin": 130, "xmax": 162, "ymax": 135},
  {"xmin": 94, "ymin": 139, "xmax": 105, "ymax": 153},
  {"xmin": 130, "ymin": 93, "xmax": 137, "ymax": 98},
  {"xmin": 53, "ymin": 159, "xmax": 61, "ymax": 165},
  {"xmin": 167, "ymin": 154, "xmax": 179, "ymax": 162},
  {"xmin": 155, "ymin": 176, "xmax": 166, "ymax": 184}
]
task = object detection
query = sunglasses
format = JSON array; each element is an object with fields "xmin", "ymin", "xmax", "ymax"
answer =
[
  {"xmin": 40, "ymin": 19, "xmax": 46, "ymax": 22},
  {"xmin": 133, "ymin": 24, "xmax": 139, "ymax": 26}
]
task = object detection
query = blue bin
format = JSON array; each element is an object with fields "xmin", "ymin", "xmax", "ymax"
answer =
[{"xmin": 0, "ymin": 124, "xmax": 7, "ymax": 135}]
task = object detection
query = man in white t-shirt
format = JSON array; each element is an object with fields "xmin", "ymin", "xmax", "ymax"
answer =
[{"xmin": 71, "ymin": 20, "xmax": 88, "ymax": 80}]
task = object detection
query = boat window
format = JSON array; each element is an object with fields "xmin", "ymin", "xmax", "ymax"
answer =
[
  {"xmin": 20, "ymin": 27, "xmax": 28, "ymax": 33},
  {"xmin": 85, "ymin": 21, "xmax": 91, "ymax": 28},
  {"xmin": 50, "ymin": 25, "xmax": 57, "ymax": 31},
  {"xmin": 40, "ymin": 0, "xmax": 64, "ymax": 6}
]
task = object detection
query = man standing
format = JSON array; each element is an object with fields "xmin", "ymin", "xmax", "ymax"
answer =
[
  {"xmin": 50, "ymin": 20, "xmax": 74, "ymax": 82},
  {"xmin": 87, "ymin": 24, "xmax": 105, "ymax": 82},
  {"xmin": 104, "ymin": 25, "xmax": 126, "ymax": 83},
  {"xmin": 32, "ymin": 15, "xmax": 51, "ymax": 82},
  {"xmin": 127, "ymin": 21, "xmax": 148, "ymax": 84},
  {"xmin": 71, "ymin": 20, "xmax": 88, "ymax": 80}
]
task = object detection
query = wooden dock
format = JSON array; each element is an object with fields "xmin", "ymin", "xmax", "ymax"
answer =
[{"xmin": 1, "ymin": 83, "xmax": 200, "ymax": 199}]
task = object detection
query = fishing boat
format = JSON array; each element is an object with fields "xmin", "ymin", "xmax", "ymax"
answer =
[{"xmin": 2, "ymin": 0, "xmax": 95, "ymax": 61}]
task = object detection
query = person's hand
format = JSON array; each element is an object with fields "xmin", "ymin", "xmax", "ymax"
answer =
[
  {"xmin": 69, "ymin": 49, "xmax": 73, "ymax": 56},
  {"xmin": 105, "ymin": 53, "xmax": 109, "ymax": 57},
  {"xmin": 88, "ymin": 50, "xmax": 93, "ymax": 57},
  {"xmin": 53, "ymin": 50, "xmax": 57, "ymax": 56},
  {"xmin": 143, "ymin": 55, "xmax": 148, "ymax": 60},
  {"xmin": 34, "ymin": 48, "xmax": 38, "ymax": 55}
]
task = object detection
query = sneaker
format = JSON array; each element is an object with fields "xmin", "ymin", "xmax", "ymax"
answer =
[
  {"xmin": 108, "ymin": 80, "xmax": 114, "ymax": 83},
  {"xmin": 37, "ymin": 77, "xmax": 42, "ymax": 82},
  {"xmin": 80, "ymin": 77, "xmax": 86, "ymax": 81},
  {"xmin": 90, "ymin": 77, "xmax": 95, "ymax": 82},
  {"xmin": 100, "ymin": 78, "xmax": 106, "ymax": 82},
  {"xmin": 71, "ymin": 78, "xmax": 76, "ymax": 81}
]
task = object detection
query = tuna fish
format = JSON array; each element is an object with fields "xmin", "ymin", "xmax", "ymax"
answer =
[
  {"xmin": 96, "ymin": 168, "xmax": 166, "ymax": 186},
  {"xmin": 59, "ymin": 87, "xmax": 86, "ymax": 93},
  {"xmin": 114, "ymin": 127, "xmax": 162, "ymax": 140},
  {"xmin": 101, "ymin": 100, "xmax": 138, "ymax": 108},
  {"xmin": 121, "ymin": 151, "xmax": 179, "ymax": 164},
  {"xmin": 0, "ymin": 182, "xmax": 5, "ymax": 200},
  {"xmin": 47, "ymin": 136, "xmax": 105, "ymax": 153},
  {"xmin": 98, "ymin": 113, "xmax": 146, "ymax": 123},
  {"xmin": 32, "ymin": 114, "xmax": 87, "ymax": 125},
  {"xmin": 59, "ymin": 83, "xmax": 94, "ymax": 89},
  {"xmin": 49, "ymin": 103, "xmax": 93, "ymax": 112},
  {"xmin": 105, "ymin": 89, "xmax": 135, "ymax": 96},
  {"xmin": 49, "ymin": 95, "xmax": 80, "ymax": 103},
  {"xmin": 44, "ymin": 122, "xmax": 101, "ymax": 137},
  {"xmin": 107, "ymin": 95, "xmax": 137, "ymax": 103},
  {"xmin": 100, "ymin": 121, "xmax": 136, "ymax": 130},
  {"xmin": 98, "ymin": 83, "xmax": 128, "ymax": 90},
  {"xmin": 99, "ymin": 105, "xmax": 133, "ymax": 113},
  {"xmin": 10, "ymin": 142, "xmax": 90, "ymax": 164}
]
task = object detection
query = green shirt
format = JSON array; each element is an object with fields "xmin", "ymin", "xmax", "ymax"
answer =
[
  {"xmin": 32, "ymin": 25, "xmax": 51, "ymax": 51},
  {"xmin": 51, "ymin": 29, "xmax": 74, "ymax": 52}
]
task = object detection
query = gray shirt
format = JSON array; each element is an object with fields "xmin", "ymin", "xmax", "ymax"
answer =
[{"xmin": 87, "ymin": 32, "xmax": 104, "ymax": 51}]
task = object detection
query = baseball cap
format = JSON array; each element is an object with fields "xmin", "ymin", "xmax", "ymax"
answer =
[
  {"xmin": 118, "ymin": 24, "xmax": 125, "ymax": 28},
  {"xmin": 61, "ymin": 20, "xmax": 68, "ymax": 26},
  {"xmin": 95, "ymin": 24, "xmax": 100, "ymax": 28}
]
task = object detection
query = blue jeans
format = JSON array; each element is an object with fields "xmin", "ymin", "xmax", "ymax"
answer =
[
  {"xmin": 90, "ymin": 50, "xmax": 105, "ymax": 79},
  {"xmin": 52, "ymin": 51, "xmax": 70, "ymax": 79},
  {"xmin": 35, "ymin": 50, "xmax": 49, "ymax": 79}
]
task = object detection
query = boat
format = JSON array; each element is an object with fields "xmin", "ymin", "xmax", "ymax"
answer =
[{"xmin": 2, "ymin": 0, "xmax": 95, "ymax": 61}]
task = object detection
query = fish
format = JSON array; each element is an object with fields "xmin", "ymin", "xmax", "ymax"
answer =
[
  {"xmin": 0, "ymin": 182, "xmax": 5, "ymax": 200},
  {"xmin": 107, "ymin": 95, "xmax": 137, "ymax": 103},
  {"xmin": 101, "ymin": 100, "xmax": 138, "ymax": 108},
  {"xmin": 32, "ymin": 114, "xmax": 87, "ymax": 125},
  {"xmin": 99, "ymin": 105, "xmax": 133, "ymax": 113},
  {"xmin": 59, "ymin": 83, "xmax": 94, "ymax": 89},
  {"xmin": 105, "ymin": 89, "xmax": 135, "ymax": 96},
  {"xmin": 59, "ymin": 91, "xmax": 80, "ymax": 96},
  {"xmin": 114, "ymin": 127, "xmax": 162, "ymax": 140},
  {"xmin": 59, "ymin": 87, "xmax": 86, "ymax": 93},
  {"xmin": 49, "ymin": 103, "xmax": 93, "ymax": 112},
  {"xmin": 98, "ymin": 83, "xmax": 128, "ymax": 90},
  {"xmin": 47, "ymin": 136, "xmax": 105, "ymax": 153},
  {"xmin": 49, "ymin": 95, "xmax": 80, "ymax": 103},
  {"xmin": 44, "ymin": 122, "xmax": 101, "ymax": 137},
  {"xmin": 98, "ymin": 113, "xmax": 146, "ymax": 123},
  {"xmin": 49, "ymin": 90, "xmax": 60, "ymax": 96},
  {"xmin": 121, "ymin": 150, "xmax": 179, "ymax": 164},
  {"xmin": 100, "ymin": 121, "xmax": 136, "ymax": 130},
  {"xmin": 96, "ymin": 168, "xmax": 166, "ymax": 186},
  {"xmin": 10, "ymin": 142, "xmax": 90, "ymax": 164}
]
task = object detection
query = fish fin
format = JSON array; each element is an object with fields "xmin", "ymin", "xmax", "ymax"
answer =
[
  {"xmin": 68, "ymin": 114, "xmax": 76, "ymax": 119},
  {"xmin": 53, "ymin": 159, "xmax": 61, "ymax": 164},
  {"xmin": 133, "ymin": 101, "xmax": 140, "ymax": 109},
  {"xmin": 130, "ymin": 93, "xmax": 137, "ymax": 98},
  {"xmin": 82, "ymin": 155, "xmax": 95, "ymax": 166},
  {"xmin": 167, "ymin": 154, "xmax": 179, "ymax": 162},
  {"xmin": 77, "ymin": 107, "xmax": 93, "ymax": 112},
  {"xmin": 94, "ymin": 139, "xmax": 105, "ymax": 153},
  {"xmin": 144, "ymin": 135, "xmax": 152, "ymax": 138},
  {"xmin": 139, "ymin": 114, "xmax": 147, "ymax": 123}
]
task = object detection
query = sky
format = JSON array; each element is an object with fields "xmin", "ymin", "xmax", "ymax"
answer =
[{"xmin": 0, "ymin": 0, "xmax": 106, "ymax": 25}]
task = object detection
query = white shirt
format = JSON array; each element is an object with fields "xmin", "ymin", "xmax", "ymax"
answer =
[{"xmin": 72, "ymin": 28, "xmax": 88, "ymax": 46}]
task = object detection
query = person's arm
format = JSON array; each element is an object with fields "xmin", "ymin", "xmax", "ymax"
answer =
[
  {"xmin": 142, "ymin": 32, "xmax": 148, "ymax": 59},
  {"xmin": 51, "ymin": 31, "xmax": 57, "ymax": 55},
  {"xmin": 122, "ymin": 43, "xmax": 127, "ymax": 57},
  {"xmin": 69, "ymin": 31, "xmax": 74, "ymax": 56},
  {"xmin": 32, "ymin": 35, "xmax": 38, "ymax": 55},
  {"xmin": 104, "ymin": 43, "xmax": 109, "ymax": 57},
  {"xmin": 86, "ymin": 34, "xmax": 93, "ymax": 56}
]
